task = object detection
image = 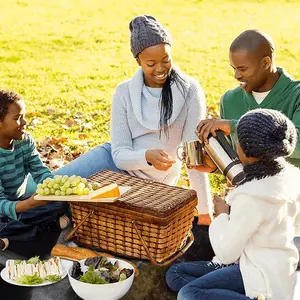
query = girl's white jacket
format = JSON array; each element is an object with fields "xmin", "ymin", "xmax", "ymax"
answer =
[{"xmin": 209, "ymin": 163, "xmax": 300, "ymax": 300}]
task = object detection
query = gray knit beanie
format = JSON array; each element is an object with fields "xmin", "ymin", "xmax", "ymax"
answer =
[
  {"xmin": 237, "ymin": 109, "xmax": 297, "ymax": 159},
  {"xmin": 129, "ymin": 15, "xmax": 171, "ymax": 58}
]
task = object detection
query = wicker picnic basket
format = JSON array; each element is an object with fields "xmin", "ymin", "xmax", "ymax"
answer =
[{"xmin": 66, "ymin": 170, "xmax": 197, "ymax": 266}]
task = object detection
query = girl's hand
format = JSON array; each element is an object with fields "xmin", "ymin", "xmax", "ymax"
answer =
[
  {"xmin": 146, "ymin": 149, "xmax": 176, "ymax": 171},
  {"xmin": 213, "ymin": 194, "xmax": 230, "ymax": 216}
]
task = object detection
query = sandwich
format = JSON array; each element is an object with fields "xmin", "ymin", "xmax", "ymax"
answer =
[{"xmin": 6, "ymin": 256, "xmax": 63, "ymax": 284}]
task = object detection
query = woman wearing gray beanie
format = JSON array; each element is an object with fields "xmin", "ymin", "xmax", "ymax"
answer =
[
  {"xmin": 166, "ymin": 109, "xmax": 300, "ymax": 299},
  {"xmin": 49, "ymin": 16, "xmax": 213, "ymax": 227}
]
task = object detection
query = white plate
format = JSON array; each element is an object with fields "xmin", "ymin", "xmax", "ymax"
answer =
[
  {"xmin": 34, "ymin": 186, "xmax": 131, "ymax": 203},
  {"xmin": 0, "ymin": 259, "xmax": 73, "ymax": 287}
]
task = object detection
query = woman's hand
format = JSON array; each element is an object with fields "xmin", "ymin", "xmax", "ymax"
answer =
[
  {"xmin": 146, "ymin": 149, "xmax": 176, "ymax": 171},
  {"xmin": 196, "ymin": 118, "xmax": 231, "ymax": 145},
  {"xmin": 213, "ymin": 194, "xmax": 230, "ymax": 216}
]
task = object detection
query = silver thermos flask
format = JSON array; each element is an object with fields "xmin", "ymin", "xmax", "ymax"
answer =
[{"xmin": 204, "ymin": 130, "xmax": 245, "ymax": 185}]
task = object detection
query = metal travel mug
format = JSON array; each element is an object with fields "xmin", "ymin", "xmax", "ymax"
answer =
[{"xmin": 177, "ymin": 140, "xmax": 203, "ymax": 166}]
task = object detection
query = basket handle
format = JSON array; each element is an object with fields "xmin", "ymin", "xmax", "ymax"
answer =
[
  {"xmin": 65, "ymin": 210, "xmax": 95, "ymax": 242},
  {"xmin": 132, "ymin": 220, "xmax": 194, "ymax": 266}
]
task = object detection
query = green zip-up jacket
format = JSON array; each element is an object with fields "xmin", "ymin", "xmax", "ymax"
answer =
[{"xmin": 221, "ymin": 67, "xmax": 300, "ymax": 167}]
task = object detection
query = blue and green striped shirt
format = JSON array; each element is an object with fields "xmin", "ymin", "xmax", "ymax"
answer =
[{"xmin": 0, "ymin": 133, "xmax": 52, "ymax": 220}]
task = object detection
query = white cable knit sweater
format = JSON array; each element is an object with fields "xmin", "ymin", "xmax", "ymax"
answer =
[
  {"xmin": 209, "ymin": 163, "xmax": 300, "ymax": 300},
  {"xmin": 110, "ymin": 67, "xmax": 212, "ymax": 214}
]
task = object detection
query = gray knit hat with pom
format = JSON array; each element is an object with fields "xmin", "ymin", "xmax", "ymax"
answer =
[
  {"xmin": 129, "ymin": 15, "xmax": 171, "ymax": 58},
  {"xmin": 237, "ymin": 109, "xmax": 297, "ymax": 159}
]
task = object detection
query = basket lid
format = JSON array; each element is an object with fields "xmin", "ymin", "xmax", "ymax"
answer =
[{"xmin": 88, "ymin": 170, "xmax": 197, "ymax": 218}]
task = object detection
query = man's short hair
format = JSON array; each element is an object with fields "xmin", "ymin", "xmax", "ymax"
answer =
[{"xmin": 230, "ymin": 29, "xmax": 275, "ymax": 59}]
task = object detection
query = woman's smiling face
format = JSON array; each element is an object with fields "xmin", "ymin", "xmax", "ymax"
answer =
[{"xmin": 137, "ymin": 44, "xmax": 172, "ymax": 88}]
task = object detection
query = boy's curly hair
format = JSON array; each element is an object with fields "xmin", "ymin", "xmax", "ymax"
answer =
[{"xmin": 0, "ymin": 90, "xmax": 23, "ymax": 121}]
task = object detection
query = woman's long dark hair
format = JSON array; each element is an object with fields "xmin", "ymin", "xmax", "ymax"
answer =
[{"xmin": 159, "ymin": 68, "xmax": 187, "ymax": 138}]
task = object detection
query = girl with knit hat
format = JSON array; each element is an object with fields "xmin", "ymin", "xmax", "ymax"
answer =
[
  {"xmin": 44, "ymin": 15, "xmax": 213, "ymax": 228},
  {"xmin": 166, "ymin": 108, "xmax": 300, "ymax": 300}
]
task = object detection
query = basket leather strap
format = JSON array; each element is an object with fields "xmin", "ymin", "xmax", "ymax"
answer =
[
  {"xmin": 65, "ymin": 210, "xmax": 95, "ymax": 241},
  {"xmin": 132, "ymin": 220, "xmax": 194, "ymax": 266}
]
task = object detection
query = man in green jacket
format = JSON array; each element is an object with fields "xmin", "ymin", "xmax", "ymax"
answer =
[
  {"xmin": 196, "ymin": 29, "xmax": 300, "ymax": 169},
  {"xmin": 196, "ymin": 29, "xmax": 300, "ymax": 263}
]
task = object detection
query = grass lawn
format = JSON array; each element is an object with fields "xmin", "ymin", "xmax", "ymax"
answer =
[{"xmin": 0, "ymin": 0, "xmax": 300, "ymax": 190}]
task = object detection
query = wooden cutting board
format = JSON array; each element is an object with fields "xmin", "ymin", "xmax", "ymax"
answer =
[{"xmin": 34, "ymin": 186, "xmax": 131, "ymax": 202}]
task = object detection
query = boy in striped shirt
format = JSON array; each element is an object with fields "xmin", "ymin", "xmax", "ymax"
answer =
[{"xmin": 0, "ymin": 90, "xmax": 69, "ymax": 246}]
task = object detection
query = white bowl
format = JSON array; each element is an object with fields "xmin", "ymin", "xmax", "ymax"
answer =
[{"xmin": 68, "ymin": 257, "xmax": 134, "ymax": 300}]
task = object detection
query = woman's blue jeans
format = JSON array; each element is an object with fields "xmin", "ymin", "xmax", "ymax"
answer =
[
  {"xmin": 54, "ymin": 142, "xmax": 126, "ymax": 177},
  {"xmin": 166, "ymin": 261, "xmax": 254, "ymax": 300}
]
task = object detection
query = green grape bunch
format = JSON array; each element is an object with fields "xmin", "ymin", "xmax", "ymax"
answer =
[{"xmin": 36, "ymin": 175, "xmax": 90, "ymax": 196}]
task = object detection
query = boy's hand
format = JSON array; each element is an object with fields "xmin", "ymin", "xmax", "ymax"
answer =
[
  {"xmin": 213, "ymin": 194, "xmax": 230, "ymax": 216},
  {"xmin": 16, "ymin": 194, "xmax": 49, "ymax": 213},
  {"xmin": 28, "ymin": 194, "xmax": 49, "ymax": 207},
  {"xmin": 146, "ymin": 149, "xmax": 176, "ymax": 171},
  {"xmin": 30, "ymin": 198, "xmax": 50, "ymax": 207}
]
